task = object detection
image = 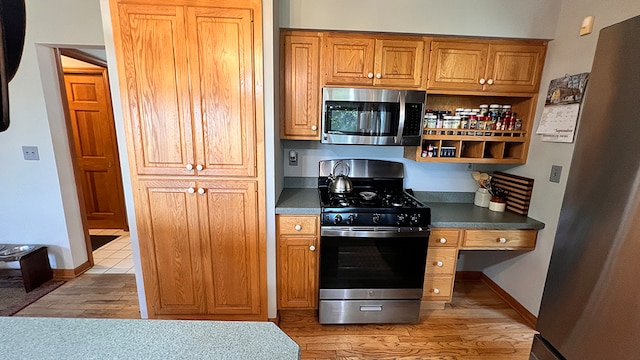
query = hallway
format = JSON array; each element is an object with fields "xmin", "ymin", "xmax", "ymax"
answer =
[{"xmin": 86, "ymin": 229, "xmax": 133, "ymax": 274}]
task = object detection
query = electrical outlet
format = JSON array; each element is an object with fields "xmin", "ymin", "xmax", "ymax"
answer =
[
  {"xmin": 550, "ymin": 165, "xmax": 562, "ymax": 183},
  {"xmin": 288, "ymin": 150, "xmax": 298, "ymax": 166},
  {"xmin": 22, "ymin": 146, "xmax": 40, "ymax": 160}
]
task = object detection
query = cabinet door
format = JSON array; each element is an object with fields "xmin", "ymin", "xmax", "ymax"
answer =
[
  {"xmin": 114, "ymin": 4, "xmax": 195, "ymax": 176},
  {"xmin": 137, "ymin": 179, "xmax": 205, "ymax": 316},
  {"xmin": 281, "ymin": 32, "xmax": 322, "ymax": 140},
  {"xmin": 198, "ymin": 180, "xmax": 265, "ymax": 317},
  {"xmin": 485, "ymin": 43, "xmax": 546, "ymax": 93},
  {"xmin": 324, "ymin": 35, "xmax": 376, "ymax": 86},
  {"xmin": 374, "ymin": 38, "xmax": 425, "ymax": 88},
  {"xmin": 277, "ymin": 236, "xmax": 318, "ymax": 309},
  {"xmin": 187, "ymin": 7, "xmax": 257, "ymax": 177},
  {"xmin": 427, "ymin": 40, "xmax": 488, "ymax": 92}
]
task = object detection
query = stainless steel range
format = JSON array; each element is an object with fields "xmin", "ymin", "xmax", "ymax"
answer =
[{"xmin": 318, "ymin": 159, "xmax": 430, "ymax": 324}]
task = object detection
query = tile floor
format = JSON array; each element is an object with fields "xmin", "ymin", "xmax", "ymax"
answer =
[{"xmin": 85, "ymin": 229, "xmax": 134, "ymax": 274}]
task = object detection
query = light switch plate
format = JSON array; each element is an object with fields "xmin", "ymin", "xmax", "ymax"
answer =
[
  {"xmin": 22, "ymin": 146, "xmax": 40, "ymax": 160},
  {"xmin": 550, "ymin": 165, "xmax": 562, "ymax": 183}
]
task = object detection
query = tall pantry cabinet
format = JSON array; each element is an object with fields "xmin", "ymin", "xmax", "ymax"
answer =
[{"xmin": 109, "ymin": 0, "xmax": 267, "ymax": 320}]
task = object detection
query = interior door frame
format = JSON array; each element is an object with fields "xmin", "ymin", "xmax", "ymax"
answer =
[{"xmin": 55, "ymin": 47, "xmax": 129, "ymax": 265}]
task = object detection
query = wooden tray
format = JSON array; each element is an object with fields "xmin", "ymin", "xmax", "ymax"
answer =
[{"xmin": 491, "ymin": 171, "xmax": 534, "ymax": 216}]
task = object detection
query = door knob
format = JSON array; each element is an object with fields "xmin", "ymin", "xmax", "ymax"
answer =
[
  {"xmin": 479, "ymin": 78, "xmax": 486, "ymax": 85},
  {"xmin": 309, "ymin": 245, "xmax": 316, "ymax": 251},
  {"xmin": 196, "ymin": 164, "xmax": 204, "ymax": 171},
  {"xmin": 487, "ymin": 78, "xmax": 494, "ymax": 85},
  {"xmin": 311, "ymin": 125, "xmax": 318, "ymax": 131},
  {"xmin": 375, "ymin": 73, "xmax": 382, "ymax": 79},
  {"xmin": 187, "ymin": 187, "xmax": 195, "ymax": 194},
  {"xmin": 197, "ymin": 188, "xmax": 205, "ymax": 195},
  {"xmin": 186, "ymin": 164, "xmax": 194, "ymax": 170},
  {"xmin": 367, "ymin": 72, "xmax": 374, "ymax": 79}
]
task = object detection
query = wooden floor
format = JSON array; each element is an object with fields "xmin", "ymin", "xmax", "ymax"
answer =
[
  {"xmin": 279, "ymin": 280, "xmax": 537, "ymax": 360},
  {"xmin": 15, "ymin": 274, "xmax": 140, "ymax": 319},
  {"xmin": 14, "ymin": 275, "xmax": 536, "ymax": 359}
]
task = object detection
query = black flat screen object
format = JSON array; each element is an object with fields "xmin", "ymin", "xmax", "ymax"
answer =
[{"xmin": 0, "ymin": 1, "xmax": 26, "ymax": 132}]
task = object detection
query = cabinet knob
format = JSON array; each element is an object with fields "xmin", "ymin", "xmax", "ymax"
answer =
[
  {"xmin": 487, "ymin": 78, "xmax": 494, "ymax": 85},
  {"xmin": 186, "ymin": 164, "xmax": 194, "ymax": 170},
  {"xmin": 375, "ymin": 73, "xmax": 382, "ymax": 79},
  {"xmin": 439, "ymin": 238, "xmax": 447, "ymax": 244},
  {"xmin": 294, "ymin": 224, "xmax": 302, "ymax": 231},
  {"xmin": 436, "ymin": 261, "xmax": 444, "ymax": 267},
  {"xmin": 187, "ymin": 187, "xmax": 195, "ymax": 194},
  {"xmin": 197, "ymin": 188, "xmax": 205, "ymax": 195},
  {"xmin": 196, "ymin": 164, "xmax": 204, "ymax": 171},
  {"xmin": 309, "ymin": 245, "xmax": 316, "ymax": 251},
  {"xmin": 498, "ymin": 237, "xmax": 507, "ymax": 244},
  {"xmin": 311, "ymin": 125, "xmax": 318, "ymax": 131},
  {"xmin": 432, "ymin": 288, "xmax": 440, "ymax": 294},
  {"xmin": 479, "ymin": 78, "xmax": 486, "ymax": 85},
  {"xmin": 367, "ymin": 72, "xmax": 374, "ymax": 79}
]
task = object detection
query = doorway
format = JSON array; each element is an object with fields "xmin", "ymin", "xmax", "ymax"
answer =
[{"xmin": 57, "ymin": 48, "xmax": 130, "ymax": 270}]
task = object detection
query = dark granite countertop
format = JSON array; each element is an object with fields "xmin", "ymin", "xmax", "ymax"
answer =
[{"xmin": 275, "ymin": 188, "xmax": 545, "ymax": 230}]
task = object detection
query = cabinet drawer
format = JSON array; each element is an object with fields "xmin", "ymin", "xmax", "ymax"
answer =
[
  {"xmin": 462, "ymin": 229, "xmax": 537, "ymax": 249},
  {"xmin": 277, "ymin": 215, "xmax": 319, "ymax": 236},
  {"xmin": 425, "ymin": 248, "xmax": 457, "ymax": 276},
  {"xmin": 429, "ymin": 229, "xmax": 460, "ymax": 247},
  {"xmin": 422, "ymin": 276, "xmax": 454, "ymax": 300}
]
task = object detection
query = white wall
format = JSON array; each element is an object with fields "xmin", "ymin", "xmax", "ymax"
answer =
[{"xmin": 0, "ymin": 0, "xmax": 106, "ymax": 270}]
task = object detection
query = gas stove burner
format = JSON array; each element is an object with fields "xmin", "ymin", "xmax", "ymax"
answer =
[{"xmin": 359, "ymin": 191, "xmax": 377, "ymax": 200}]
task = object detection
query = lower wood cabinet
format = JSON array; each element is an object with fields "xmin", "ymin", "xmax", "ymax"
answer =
[
  {"xmin": 276, "ymin": 215, "xmax": 319, "ymax": 309},
  {"xmin": 137, "ymin": 179, "xmax": 265, "ymax": 319},
  {"xmin": 422, "ymin": 229, "xmax": 460, "ymax": 302},
  {"xmin": 423, "ymin": 227, "xmax": 538, "ymax": 305}
]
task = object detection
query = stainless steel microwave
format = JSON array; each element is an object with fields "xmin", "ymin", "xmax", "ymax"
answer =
[{"xmin": 321, "ymin": 87, "xmax": 425, "ymax": 145}]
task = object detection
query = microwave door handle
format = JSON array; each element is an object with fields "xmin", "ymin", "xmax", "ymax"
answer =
[{"xmin": 396, "ymin": 91, "xmax": 406, "ymax": 144}]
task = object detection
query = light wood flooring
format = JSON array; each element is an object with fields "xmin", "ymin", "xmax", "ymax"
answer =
[
  {"xmin": 15, "ymin": 274, "xmax": 140, "ymax": 319},
  {"xmin": 279, "ymin": 280, "xmax": 537, "ymax": 360},
  {"xmin": 14, "ymin": 276, "xmax": 536, "ymax": 359}
]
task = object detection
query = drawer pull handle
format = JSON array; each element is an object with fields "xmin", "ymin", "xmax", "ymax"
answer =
[
  {"xmin": 498, "ymin": 237, "xmax": 507, "ymax": 244},
  {"xmin": 309, "ymin": 245, "xmax": 316, "ymax": 251},
  {"xmin": 367, "ymin": 72, "xmax": 374, "ymax": 79},
  {"xmin": 197, "ymin": 188, "xmax": 205, "ymax": 195},
  {"xmin": 435, "ymin": 261, "xmax": 444, "ymax": 267},
  {"xmin": 311, "ymin": 125, "xmax": 318, "ymax": 131},
  {"xmin": 487, "ymin": 78, "xmax": 494, "ymax": 85},
  {"xmin": 360, "ymin": 305, "xmax": 382, "ymax": 312},
  {"xmin": 186, "ymin": 163, "xmax": 194, "ymax": 170},
  {"xmin": 479, "ymin": 78, "xmax": 486, "ymax": 85},
  {"xmin": 196, "ymin": 164, "xmax": 204, "ymax": 171},
  {"xmin": 439, "ymin": 238, "xmax": 447, "ymax": 244},
  {"xmin": 432, "ymin": 288, "xmax": 440, "ymax": 294},
  {"xmin": 294, "ymin": 224, "xmax": 302, "ymax": 231},
  {"xmin": 187, "ymin": 187, "xmax": 195, "ymax": 194}
]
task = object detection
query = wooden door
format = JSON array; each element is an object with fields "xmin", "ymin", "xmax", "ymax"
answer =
[
  {"xmin": 64, "ymin": 69, "xmax": 127, "ymax": 229},
  {"xmin": 115, "ymin": 4, "xmax": 195, "ymax": 176},
  {"xmin": 137, "ymin": 179, "xmax": 206, "ymax": 316},
  {"xmin": 198, "ymin": 180, "xmax": 265, "ymax": 318},
  {"xmin": 281, "ymin": 31, "xmax": 322, "ymax": 140},
  {"xmin": 485, "ymin": 43, "xmax": 546, "ymax": 93},
  {"xmin": 374, "ymin": 38, "xmax": 425, "ymax": 88},
  {"xmin": 324, "ymin": 35, "xmax": 375, "ymax": 86},
  {"xmin": 186, "ymin": 7, "xmax": 256, "ymax": 177},
  {"xmin": 277, "ymin": 236, "xmax": 318, "ymax": 309},
  {"xmin": 427, "ymin": 40, "xmax": 488, "ymax": 92}
]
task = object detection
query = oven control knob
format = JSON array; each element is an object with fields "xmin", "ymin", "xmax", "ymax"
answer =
[
  {"xmin": 334, "ymin": 214, "xmax": 343, "ymax": 224},
  {"xmin": 410, "ymin": 214, "xmax": 421, "ymax": 225},
  {"xmin": 372, "ymin": 213, "xmax": 381, "ymax": 224},
  {"xmin": 346, "ymin": 214, "xmax": 356, "ymax": 224},
  {"xmin": 397, "ymin": 214, "xmax": 407, "ymax": 225}
]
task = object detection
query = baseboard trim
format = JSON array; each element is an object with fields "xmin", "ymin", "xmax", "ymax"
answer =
[
  {"xmin": 269, "ymin": 311, "xmax": 281, "ymax": 325},
  {"xmin": 456, "ymin": 271, "xmax": 538, "ymax": 329},
  {"xmin": 53, "ymin": 261, "xmax": 91, "ymax": 280}
]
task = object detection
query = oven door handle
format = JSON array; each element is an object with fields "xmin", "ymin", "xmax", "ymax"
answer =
[{"xmin": 321, "ymin": 227, "xmax": 429, "ymax": 238}]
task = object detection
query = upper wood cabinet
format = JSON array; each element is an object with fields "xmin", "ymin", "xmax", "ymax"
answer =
[
  {"xmin": 427, "ymin": 39, "xmax": 547, "ymax": 94},
  {"xmin": 115, "ymin": 3, "xmax": 256, "ymax": 177},
  {"xmin": 324, "ymin": 33, "xmax": 427, "ymax": 88},
  {"xmin": 280, "ymin": 31, "xmax": 322, "ymax": 140}
]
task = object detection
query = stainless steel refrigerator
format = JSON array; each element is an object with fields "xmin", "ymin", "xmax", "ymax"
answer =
[{"xmin": 531, "ymin": 15, "xmax": 640, "ymax": 360}]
